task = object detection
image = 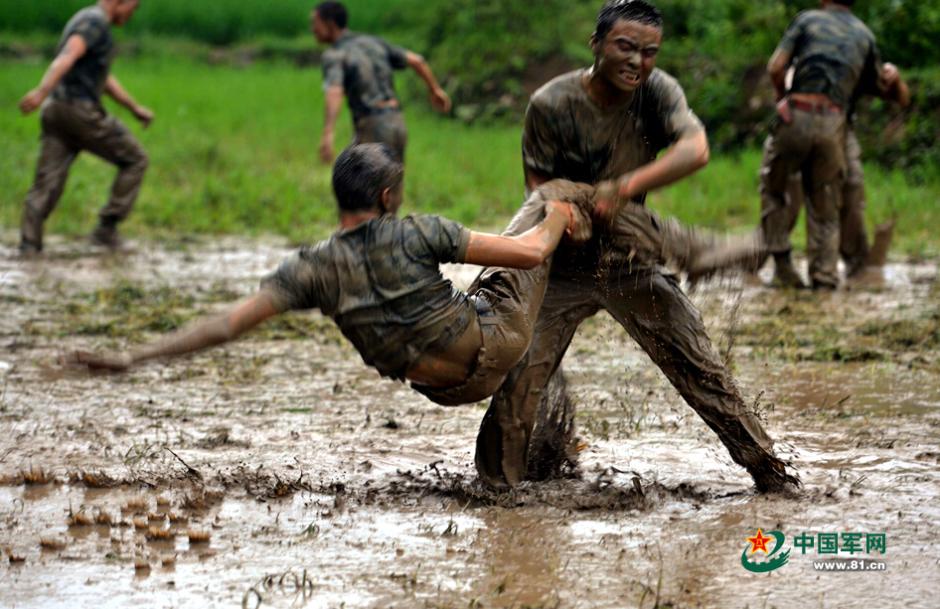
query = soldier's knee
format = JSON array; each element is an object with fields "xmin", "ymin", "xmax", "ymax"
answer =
[{"xmin": 135, "ymin": 150, "xmax": 150, "ymax": 172}]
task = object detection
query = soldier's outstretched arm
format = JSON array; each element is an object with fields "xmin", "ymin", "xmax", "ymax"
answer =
[
  {"xmin": 69, "ymin": 290, "xmax": 281, "ymax": 372},
  {"xmin": 767, "ymin": 48, "xmax": 792, "ymax": 102},
  {"xmin": 594, "ymin": 128, "xmax": 709, "ymax": 220},
  {"xmin": 104, "ymin": 75, "xmax": 154, "ymax": 127},
  {"xmin": 464, "ymin": 201, "xmax": 587, "ymax": 269},
  {"xmin": 405, "ymin": 51, "xmax": 451, "ymax": 113},
  {"xmin": 18, "ymin": 35, "xmax": 87, "ymax": 114}
]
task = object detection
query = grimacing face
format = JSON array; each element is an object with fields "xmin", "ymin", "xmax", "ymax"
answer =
[{"xmin": 593, "ymin": 19, "xmax": 662, "ymax": 93}]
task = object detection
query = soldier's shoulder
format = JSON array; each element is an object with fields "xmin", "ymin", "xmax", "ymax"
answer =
[
  {"xmin": 530, "ymin": 69, "xmax": 588, "ymax": 112},
  {"xmin": 645, "ymin": 68, "xmax": 687, "ymax": 98},
  {"xmin": 66, "ymin": 5, "xmax": 108, "ymax": 31},
  {"xmin": 322, "ymin": 46, "xmax": 346, "ymax": 63},
  {"xmin": 848, "ymin": 14, "xmax": 876, "ymax": 42}
]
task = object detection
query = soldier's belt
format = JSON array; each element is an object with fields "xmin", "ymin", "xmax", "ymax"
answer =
[{"xmin": 789, "ymin": 96, "xmax": 842, "ymax": 115}]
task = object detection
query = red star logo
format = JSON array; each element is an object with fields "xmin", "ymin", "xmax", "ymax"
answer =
[{"xmin": 746, "ymin": 529, "xmax": 772, "ymax": 554}]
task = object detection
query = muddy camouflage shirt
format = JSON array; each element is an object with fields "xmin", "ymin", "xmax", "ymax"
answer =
[
  {"xmin": 261, "ymin": 214, "xmax": 473, "ymax": 380},
  {"xmin": 52, "ymin": 6, "xmax": 115, "ymax": 103},
  {"xmin": 523, "ymin": 68, "xmax": 704, "ymax": 195},
  {"xmin": 777, "ymin": 8, "xmax": 888, "ymax": 108},
  {"xmin": 322, "ymin": 32, "xmax": 409, "ymax": 122}
]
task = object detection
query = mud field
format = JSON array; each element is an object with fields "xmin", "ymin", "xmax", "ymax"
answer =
[{"xmin": 0, "ymin": 236, "xmax": 938, "ymax": 609}]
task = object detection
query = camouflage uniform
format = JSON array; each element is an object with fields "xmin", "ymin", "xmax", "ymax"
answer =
[
  {"xmin": 322, "ymin": 32, "xmax": 409, "ymax": 161},
  {"xmin": 473, "ymin": 69, "xmax": 795, "ymax": 492},
  {"xmin": 760, "ymin": 7, "xmax": 890, "ymax": 287},
  {"xmin": 769, "ymin": 129, "xmax": 872, "ymax": 277},
  {"xmin": 261, "ymin": 192, "xmax": 584, "ymax": 404},
  {"xmin": 20, "ymin": 6, "xmax": 148, "ymax": 253}
]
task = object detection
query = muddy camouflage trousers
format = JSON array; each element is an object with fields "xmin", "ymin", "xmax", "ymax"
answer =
[
  {"xmin": 354, "ymin": 110, "xmax": 407, "ymax": 163},
  {"xmin": 20, "ymin": 99, "xmax": 149, "ymax": 251},
  {"xmin": 472, "ymin": 182, "xmax": 796, "ymax": 493},
  {"xmin": 759, "ymin": 108, "xmax": 847, "ymax": 287},
  {"xmin": 765, "ymin": 130, "xmax": 873, "ymax": 276},
  {"xmin": 418, "ymin": 179, "xmax": 762, "ymax": 408}
]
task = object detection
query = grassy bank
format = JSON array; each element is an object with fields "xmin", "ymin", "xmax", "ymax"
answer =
[{"xmin": 1, "ymin": 55, "xmax": 938, "ymax": 255}]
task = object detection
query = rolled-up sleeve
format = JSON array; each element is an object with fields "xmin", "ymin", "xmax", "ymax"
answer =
[
  {"xmin": 384, "ymin": 40, "xmax": 409, "ymax": 70},
  {"xmin": 654, "ymin": 72, "xmax": 705, "ymax": 143},
  {"xmin": 321, "ymin": 49, "xmax": 345, "ymax": 91},
  {"xmin": 260, "ymin": 249, "xmax": 323, "ymax": 312},
  {"xmin": 407, "ymin": 215, "xmax": 472, "ymax": 264},
  {"xmin": 72, "ymin": 15, "xmax": 107, "ymax": 48}
]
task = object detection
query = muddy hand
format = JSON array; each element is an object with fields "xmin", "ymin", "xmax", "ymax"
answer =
[
  {"xmin": 65, "ymin": 350, "xmax": 133, "ymax": 373},
  {"xmin": 566, "ymin": 200, "xmax": 593, "ymax": 244},
  {"xmin": 593, "ymin": 179, "xmax": 626, "ymax": 228},
  {"xmin": 19, "ymin": 89, "xmax": 45, "ymax": 115}
]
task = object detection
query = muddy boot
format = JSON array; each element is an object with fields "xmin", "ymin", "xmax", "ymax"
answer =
[
  {"xmin": 865, "ymin": 219, "xmax": 895, "ymax": 268},
  {"xmin": 771, "ymin": 252, "xmax": 806, "ymax": 289},
  {"xmin": 20, "ymin": 206, "xmax": 45, "ymax": 256},
  {"xmin": 90, "ymin": 217, "xmax": 124, "ymax": 251},
  {"xmin": 747, "ymin": 454, "xmax": 802, "ymax": 494},
  {"xmin": 474, "ymin": 406, "xmax": 528, "ymax": 490}
]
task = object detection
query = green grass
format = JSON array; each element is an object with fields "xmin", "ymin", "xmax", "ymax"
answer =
[
  {"xmin": 1, "ymin": 53, "xmax": 938, "ymax": 255},
  {"xmin": 0, "ymin": 0, "xmax": 427, "ymax": 46}
]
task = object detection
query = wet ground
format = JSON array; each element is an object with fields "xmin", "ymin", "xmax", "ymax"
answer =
[{"xmin": 0, "ymin": 235, "xmax": 938, "ymax": 609}]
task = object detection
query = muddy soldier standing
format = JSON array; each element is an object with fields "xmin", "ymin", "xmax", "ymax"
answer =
[
  {"xmin": 473, "ymin": 0, "xmax": 799, "ymax": 493},
  {"xmin": 311, "ymin": 1, "xmax": 451, "ymax": 164},
  {"xmin": 17, "ymin": 0, "xmax": 152, "ymax": 256},
  {"xmin": 759, "ymin": 0, "xmax": 909, "ymax": 289}
]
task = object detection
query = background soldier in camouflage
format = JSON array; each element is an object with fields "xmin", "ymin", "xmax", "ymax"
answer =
[
  {"xmin": 759, "ymin": 0, "xmax": 908, "ymax": 289},
  {"xmin": 311, "ymin": 1, "xmax": 451, "ymax": 164},
  {"xmin": 17, "ymin": 0, "xmax": 152, "ymax": 256},
  {"xmin": 473, "ymin": 0, "xmax": 798, "ymax": 494}
]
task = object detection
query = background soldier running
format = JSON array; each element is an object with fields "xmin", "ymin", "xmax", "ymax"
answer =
[
  {"xmin": 18, "ymin": 0, "xmax": 152, "ymax": 256},
  {"xmin": 311, "ymin": 1, "xmax": 451, "ymax": 164},
  {"xmin": 759, "ymin": 0, "xmax": 908, "ymax": 289},
  {"xmin": 473, "ymin": 0, "xmax": 798, "ymax": 493}
]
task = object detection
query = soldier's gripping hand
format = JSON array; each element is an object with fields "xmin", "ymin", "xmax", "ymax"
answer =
[
  {"xmin": 546, "ymin": 200, "xmax": 592, "ymax": 244},
  {"xmin": 430, "ymin": 87, "xmax": 452, "ymax": 114},
  {"xmin": 133, "ymin": 105, "xmax": 155, "ymax": 128},
  {"xmin": 19, "ymin": 89, "xmax": 46, "ymax": 115},
  {"xmin": 319, "ymin": 132, "xmax": 335, "ymax": 165},
  {"xmin": 65, "ymin": 350, "xmax": 133, "ymax": 373}
]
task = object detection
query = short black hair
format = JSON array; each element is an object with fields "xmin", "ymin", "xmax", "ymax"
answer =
[
  {"xmin": 833, "ymin": 0, "xmax": 855, "ymax": 6},
  {"xmin": 315, "ymin": 2, "xmax": 348, "ymax": 29},
  {"xmin": 595, "ymin": 0, "xmax": 663, "ymax": 41},
  {"xmin": 332, "ymin": 144, "xmax": 404, "ymax": 213}
]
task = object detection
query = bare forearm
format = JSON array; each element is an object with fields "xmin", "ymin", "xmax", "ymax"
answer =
[
  {"xmin": 893, "ymin": 79, "xmax": 911, "ymax": 108},
  {"xmin": 105, "ymin": 76, "xmax": 139, "ymax": 111},
  {"xmin": 36, "ymin": 54, "xmax": 78, "ymax": 98},
  {"xmin": 130, "ymin": 314, "xmax": 233, "ymax": 365},
  {"xmin": 130, "ymin": 292, "xmax": 279, "ymax": 366},
  {"xmin": 465, "ymin": 205, "xmax": 569, "ymax": 269},
  {"xmin": 620, "ymin": 130, "xmax": 709, "ymax": 198},
  {"xmin": 768, "ymin": 50, "xmax": 790, "ymax": 101},
  {"xmin": 408, "ymin": 53, "xmax": 441, "ymax": 92},
  {"xmin": 323, "ymin": 87, "xmax": 344, "ymax": 135}
]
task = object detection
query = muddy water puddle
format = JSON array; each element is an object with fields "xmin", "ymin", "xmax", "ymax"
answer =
[{"xmin": 1, "ymin": 236, "xmax": 939, "ymax": 608}]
